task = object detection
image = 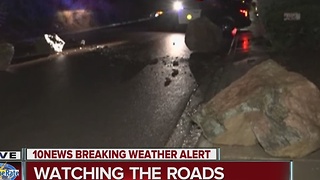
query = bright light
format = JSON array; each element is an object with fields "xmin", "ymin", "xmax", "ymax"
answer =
[
  {"xmin": 165, "ymin": 34, "xmax": 189, "ymax": 57},
  {"xmin": 173, "ymin": 1, "xmax": 183, "ymax": 11},
  {"xmin": 242, "ymin": 36, "xmax": 249, "ymax": 52},
  {"xmin": 44, "ymin": 34, "xmax": 65, "ymax": 53},
  {"xmin": 187, "ymin": 14, "xmax": 192, "ymax": 20},
  {"xmin": 232, "ymin": 28, "xmax": 238, "ymax": 36},
  {"xmin": 155, "ymin": 11, "xmax": 164, "ymax": 17},
  {"xmin": 240, "ymin": 9, "xmax": 248, "ymax": 17}
]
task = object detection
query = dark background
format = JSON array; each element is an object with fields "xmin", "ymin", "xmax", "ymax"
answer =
[{"xmin": 0, "ymin": 0, "xmax": 166, "ymax": 42}]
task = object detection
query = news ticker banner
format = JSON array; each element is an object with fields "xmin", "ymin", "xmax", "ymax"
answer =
[
  {"xmin": 1, "ymin": 148, "xmax": 293, "ymax": 180},
  {"xmin": 26, "ymin": 148, "xmax": 218, "ymax": 161}
]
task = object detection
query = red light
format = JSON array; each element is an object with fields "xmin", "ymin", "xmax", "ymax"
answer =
[
  {"xmin": 232, "ymin": 28, "xmax": 237, "ymax": 36},
  {"xmin": 242, "ymin": 36, "xmax": 249, "ymax": 51},
  {"xmin": 240, "ymin": 9, "xmax": 248, "ymax": 17},
  {"xmin": 240, "ymin": 34, "xmax": 250, "ymax": 52}
]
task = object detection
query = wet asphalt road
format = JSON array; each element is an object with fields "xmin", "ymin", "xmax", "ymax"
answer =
[{"xmin": 0, "ymin": 30, "xmax": 205, "ymax": 149}]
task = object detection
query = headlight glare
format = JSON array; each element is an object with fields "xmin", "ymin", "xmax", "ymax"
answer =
[{"xmin": 173, "ymin": 1, "xmax": 183, "ymax": 11}]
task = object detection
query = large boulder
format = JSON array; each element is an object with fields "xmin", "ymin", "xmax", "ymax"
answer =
[
  {"xmin": 185, "ymin": 16, "xmax": 223, "ymax": 53},
  {"xmin": 0, "ymin": 43, "xmax": 14, "ymax": 71},
  {"xmin": 192, "ymin": 60, "xmax": 320, "ymax": 158}
]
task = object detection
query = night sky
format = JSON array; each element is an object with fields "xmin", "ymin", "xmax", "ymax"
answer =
[{"xmin": 0, "ymin": 0, "xmax": 159, "ymax": 41}]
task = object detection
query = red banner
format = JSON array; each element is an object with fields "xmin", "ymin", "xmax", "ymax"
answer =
[{"xmin": 26, "ymin": 161, "xmax": 291, "ymax": 180}]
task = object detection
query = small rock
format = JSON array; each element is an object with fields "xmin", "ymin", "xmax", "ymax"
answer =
[
  {"xmin": 81, "ymin": 39, "xmax": 86, "ymax": 46},
  {"xmin": 162, "ymin": 60, "xmax": 166, "ymax": 65},
  {"xmin": 173, "ymin": 61, "xmax": 179, "ymax": 66},
  {"xmin": 172, "ymin": 69, "xmax": 179, "ymax": 77},
  {"xmin": 164, "ymin": 78, "xmax": 172, "ymax": 86}
]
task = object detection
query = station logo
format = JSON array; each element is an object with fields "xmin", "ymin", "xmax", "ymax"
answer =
[{"xmin": 0, "ymin": 162, "xmax": 19, "ymax": 180}]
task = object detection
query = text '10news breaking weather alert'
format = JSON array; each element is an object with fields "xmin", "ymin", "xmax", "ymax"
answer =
[{"xmin": 0, "ymin": 148, "xmax": 293, "ymax": 180}]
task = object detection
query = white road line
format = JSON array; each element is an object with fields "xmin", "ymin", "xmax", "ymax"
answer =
[
  {"xmin": 9, "ymin": 40, "xmax": 128, "ymax": 69},
  {"xmin": 227, "ymin": 34, "xmax": 239, "ymax": 56}
]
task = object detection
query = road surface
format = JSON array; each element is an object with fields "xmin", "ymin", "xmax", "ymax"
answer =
[
  {"xmin": 1, "ymin": 11, "xmax": 239, "ymax": 149},
  {"xmin": 1, "ymin": 30, "xmax": 204, "ymax": 149}
]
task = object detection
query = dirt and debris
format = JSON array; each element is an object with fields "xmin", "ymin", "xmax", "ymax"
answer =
[
  {"xmin": 172, "ymin": 69, "xmax": 179, "ymax": 77},
  {"xmin": 164, "ymin": 77, "xmax": 172, "ymax": 86},
  {"xmin": 173, "ymin": 61, "xmax": 179, "ymax": 66}
]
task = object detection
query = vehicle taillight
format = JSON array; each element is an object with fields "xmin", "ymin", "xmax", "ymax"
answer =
[
  {"xmin": 232, "ymin": 28, "xmax": 237, "ymax": 36},
  {"xmin": 240, "ymin": 9, "xmax": 248, "ymax": 17}
]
